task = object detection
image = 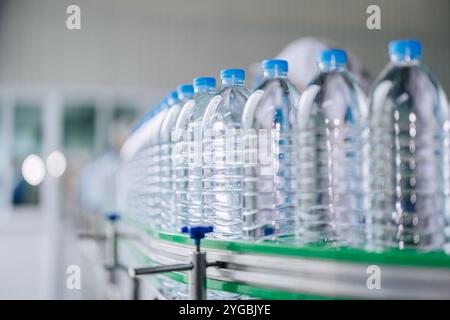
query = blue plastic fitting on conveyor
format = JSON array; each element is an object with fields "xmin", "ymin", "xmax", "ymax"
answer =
[
  {"xmin": 105, "ymin": 211, "xmax": 120, "ymax": 222},
  {"xmin": 181, "ymin": 225, "xmax": 214, "ymax": 248}
]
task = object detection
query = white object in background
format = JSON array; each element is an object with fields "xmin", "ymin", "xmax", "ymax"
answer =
[
  {"xmin": 21, "ymin": 154, "xmax": 46, "ymax": 186},
  {"xmin": 276, "ymin": 37, "xmax": 372, "ymax": 93},
  {"xmin": 46, "ymin": 150, "xmax": 67, "ymax": 178}
]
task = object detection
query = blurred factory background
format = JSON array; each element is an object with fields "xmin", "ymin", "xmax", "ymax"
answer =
[{"xmin": 0, "ymin": 0, "xmax": 449, "ymax": 299}]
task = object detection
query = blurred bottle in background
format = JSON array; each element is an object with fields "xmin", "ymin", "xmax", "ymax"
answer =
[
  {"xmin": 158, "ymin": 85, "xmax": 194, "ymax": 300},
  {"xmin": 242, "ymin": 59, "xmax": 301, "ymax": 241},
  {"xmin": 160, "ymin": 85, "xmax": 194, "ymax": 233},
  {"xmin": 158, "ymin": 91, "xmax": 182, "ymax": 233},
  {"xmin": 146, "ymin": 100, "xmax": 170, "ymax": 229},
  {"xmin": 202, "ymin": 69, "xmax": 250, "ymax": 240},
  {"xmin": 296, "ymin": 49, "xmax": 369, "ymax": 247},
  {"xmin": 120, "ymin": 102, "xmax": 162, "ymax": 224},
  {"xmin": 248, "ymin": 37, "xmax": 372, "ymax": 94},
  {"xmin": 368, "ymin": 39, "xmax": 450, "ymax": 251}
]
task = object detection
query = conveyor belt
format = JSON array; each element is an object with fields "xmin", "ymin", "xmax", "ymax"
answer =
[{"xmin": 119, "ymin": 219, "xmax": 450, "ymax": 300}]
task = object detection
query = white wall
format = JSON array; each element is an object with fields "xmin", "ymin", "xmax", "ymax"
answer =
[{"xmin": 0, "ymin": 0, "xmax": 449, "ymax": 91}]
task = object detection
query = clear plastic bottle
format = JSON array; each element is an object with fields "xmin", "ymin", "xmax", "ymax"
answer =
[
  {"xmin": 163, "ymin": 85, "xmax": 194, "ymax": 232},
  {"xmin": 158, "ymin": 91, "xmax": 182, "ymax": 233},
  {"xmin": 202, "ymin": 69, "xmax": 250, "ymax": 239},
  {"xmin": 147, "ymin": 100, "xmax": 169, "ymax": 229},
  {"xmin": 242, "ymin": 59, "xmax": 301, "ymax": 241},
  {"xmin": 120, "ymin": 117, "xmax": 149, "ymax": 224},
  {"xmin": 368, "ymin": 39, "xmax": 450, "ymax": 251},
  {"xmin": 159, "ymin": 85, "xmax": 194, "ymax": 299},
  {"xmin": 173, "ymin": 77, "xmax": 216, "ymax": 230},
  {"xmin": 296, "ymin": 49, "xmax": 369, "ymax": 247},
  {"xmin": 120, "ymin": 101, "xmax": 164, "ymax": 226}
]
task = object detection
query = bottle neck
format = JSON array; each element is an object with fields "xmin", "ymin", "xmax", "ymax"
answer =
[
  {"xmin": 318, "ymin": 63, "xmax": 346, "ymax": 73},
  {"xmin": 194, "ymin": 86, "xmax": 215, "ymax": 94},
  {"xmin": 221, "ymin": 78, "xmax": 245, "ymax": 87},
  {"xmin": 167, "ymin": 98, "xmax": 179, "ymax": 106},
  {"xmin": 263, "ymin": 69, "xmax": 287, "ymax": 79},
  {"xmin": 390, "ymin": 57, "xmax": 421, "ymax": 66},
  {"xmin": 179, "ymin": 94, "xmax": 193, "ymax": 101}
]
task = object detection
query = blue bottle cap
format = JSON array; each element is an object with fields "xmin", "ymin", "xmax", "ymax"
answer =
[
  {"xmin": 131, "ymin": 98, "xmax": 164, "ymax": 132},
  {"xmin": 145, "ymin": 99, "xmax": 165, "ymax": 119},
  {"xmin": 193, "ymin": 77, "xmax": 216, "ymax": 89},
  {"xmin": 177, "ymin": 84, "xmax": 194, "ymax": 99},
  {"xmin": 262, "ymin": 59, "xmax": 288, "ymax": 73},
  {"xmin": 220, "ymin": 69, "xmax": 245, "ymax": 81},
  {"xmin": 166, "ymin": 91, "xmax": 179, "ymax": 105},
  {"xmin": 318, "ymin": 49, "xmax": 348, "ymax": 69},
  {"xmin": 389, "ymin": 39, "xmax": 422, "ymax": 62},
  {"xmin": 144, "ymin": 101, "xmax": 159, "ymax": 120},
  {"xmin": 158, "ymin": 97, "xmax": 167, "ymax": 107},
  {"xmin": 153, "ymin": 98, "xmax": 166, "ymax": 113}
]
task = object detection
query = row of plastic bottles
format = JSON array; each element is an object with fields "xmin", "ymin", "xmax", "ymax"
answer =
[{"xmin": 120, "ymin": 39, "xmax": 449, "ymax": 253}]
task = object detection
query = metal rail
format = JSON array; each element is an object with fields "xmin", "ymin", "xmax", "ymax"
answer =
[{"xmin": 123, "ymin": 227, "xmax": 450, "ymax": 300}]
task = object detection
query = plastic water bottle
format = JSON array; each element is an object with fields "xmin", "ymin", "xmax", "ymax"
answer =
[
  {"xmin": 121, "ymin": 113, "xmax": 148, "ymax": 224},
  {"xmin": 171, "ymin": 78, "xmax": 215, "ymax": 300},
  {"xmin": 120, "ymin": 102, "xmax": 163, "ymax": 225},
  {"xmin": 160, "ymin": 85, "xmax": 194, "ymax": 233},
  {"xmin": 146, "ymin": 99, "xmax": 169, "ymax": 229},
  {"xmin": 242, "ymin": 59, "xmax": 301, "ymax": 241},
  {"xmin": 296, "ymin": 49, "xmax": 369, "ymax": 247},
  {"xmin": 368, "ymin": 39, "xmax": 450, "ymax": 251},
  {"xmin": 158, "ymin": 91, "xmax": 182, "ymax": 232},
  {"xmin": 158, "ymin": 85, "xmax": 194, "ymax": 299},
  {"xmin": 173, "ymin": 77, "xmax": 216, "ymax": 230},
  {"xmin": 202, "ymin": 69, "xmax": 250, "ymax": 239},
  {"xmin": 155, "ymin": 90, "xmax": 192, "ymax": 299}
]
